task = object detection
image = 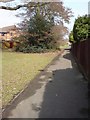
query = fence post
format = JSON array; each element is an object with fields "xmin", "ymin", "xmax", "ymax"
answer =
[
  {"xmin": 88, "ymin": 39, "xmax": 90, "ymax": 81},
  {"xmin": 10, "ymin": 41, "xmax": 13, "ymax": 48}
]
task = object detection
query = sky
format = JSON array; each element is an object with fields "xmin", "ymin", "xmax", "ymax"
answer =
[
  {"xmin": 63, "ymin": 0, "xmax": 89, "ymax": 31},
  {"xmin": 0, "ymin": 0, "xmax": 89, "ymax": 31}
]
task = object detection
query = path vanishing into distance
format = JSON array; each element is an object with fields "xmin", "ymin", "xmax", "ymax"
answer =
[{"xmin": 3, "ymin": 50, "xmax": 88, "ymax": 118}]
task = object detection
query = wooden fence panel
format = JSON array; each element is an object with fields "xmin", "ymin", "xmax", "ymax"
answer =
[{"xmin": 71, "ymin": 39, "xmax": 90, "ymax": 81}]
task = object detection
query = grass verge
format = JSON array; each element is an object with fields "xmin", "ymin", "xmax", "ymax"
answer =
[{"xmin": 2, "ymin": 51, "xmax": 59, "ymax": 107}]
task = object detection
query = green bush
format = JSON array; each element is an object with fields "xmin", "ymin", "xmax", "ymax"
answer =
[
  {"xmin": 73, "ymin": 15, "xmax": 90, "ymax": 42},
  {"xmin": 15, "ymin": 41, "xmax": 49, "ymax": 53},
  {"xmin": 69, "ymin": 31, "xmax": 75, "ymax": 43}
]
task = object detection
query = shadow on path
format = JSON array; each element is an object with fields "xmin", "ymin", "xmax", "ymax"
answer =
[
  {"xmin": 3, "ymin": 51, "xmax": 88, "ymax": 118},
  {"xmin": 38, "ymin": 51, "xmax": 88, "ymax": 118},
  {"xmin": 2, "ymin": 52, "xmax": 62, "ymax": 118},
  {"xmin": 2, "ymin": 70, "xmax": 50, "ymax": 118}
]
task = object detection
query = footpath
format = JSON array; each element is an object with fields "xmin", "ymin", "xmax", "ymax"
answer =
[{"xmin": 3, "ymin": 50, "xmax": 88, "ymax": 118}]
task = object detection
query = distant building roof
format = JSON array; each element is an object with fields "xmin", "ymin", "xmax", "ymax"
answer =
[{"xmin": 0, "ymin": 25, "xmax": 17, "ymax": 33}]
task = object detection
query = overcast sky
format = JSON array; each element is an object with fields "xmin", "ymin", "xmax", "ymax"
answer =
[{"xmin": 0, "ymin": 0, "xmax": 89, "ymax": 31}]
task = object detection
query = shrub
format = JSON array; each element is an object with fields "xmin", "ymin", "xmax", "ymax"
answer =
[
  {"xmin": 15, "ymin": 41, "xmax": 49, "ymax": 53},
  {"xmin": 69, "ymin": 31, "xmax": 75, "ymax": 43},
  {"xmin": 73, "ymin": 15, "xmax": 89, "ymax": 42}
]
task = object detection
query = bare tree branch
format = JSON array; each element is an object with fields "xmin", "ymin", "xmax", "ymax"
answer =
[
  {"xmin": 0, "ymin": 2, "xmax": 49, "ymax": 10},
  {"xmin": 0, "ymin": 0, "xmax": 14, "ymax": 2},
  {"xmin": 0, "ymin": 4, "xmax": 28, "ymax": 10}
]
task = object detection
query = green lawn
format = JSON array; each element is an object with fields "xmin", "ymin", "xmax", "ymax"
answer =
[
  {"xmin": 60, "ymin": 44, "xmax": 69, "ymax": 49},
  {"xmin": 2, "ymin": 51, "xmax": 58, "ymax": 107}
]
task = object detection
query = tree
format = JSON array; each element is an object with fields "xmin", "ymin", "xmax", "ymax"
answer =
[
  {"xmin": 0, "ymin": 0, "xmax": 73, "ymax": 23},
  {"xmin": 16, "ymin": 11, "xmax": 57, "ymax": 53},
  {"xmin": 51, "ymin": 24, "xmax": 68, "ymax": 46},
  {"xmin": 69, "ymin": 31, "xmax": 74, "ymax": 43},
  {"xmin": 17, "ymin": 1, "xmax": 72, "ymax": 38},
  {"xmin": 0, "ymin": 0, "xmax": 13, "ymax": 2},
  {"xmin": 0, "ymin": 0, "xmax": 73, "ymax": 53},
  {"xmin": 0, "ymin": 0, "xmax": 49, "ymax": 10},
  {"xmin": 15, "ymin": 2, "xmax": 72, "ymax": 53},
  {"xmin": 73, "ymin": 15, "xmax": 90, "ymax": 42}
]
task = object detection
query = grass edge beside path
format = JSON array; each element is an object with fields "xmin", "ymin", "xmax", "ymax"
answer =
[{"xmin": 2, "ymin": 50, "xmax": 64, "ymax": 109}]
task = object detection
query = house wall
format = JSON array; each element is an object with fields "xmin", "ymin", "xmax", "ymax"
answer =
[{"xmin": 0, "ymin": 29, "xmax": 19, "ymax": 41}]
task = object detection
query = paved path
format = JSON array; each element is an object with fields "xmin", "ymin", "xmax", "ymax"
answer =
[{"xmin": 3, "ymin": 50, "xmax": 88, "ymax": 118}]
